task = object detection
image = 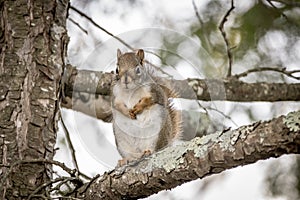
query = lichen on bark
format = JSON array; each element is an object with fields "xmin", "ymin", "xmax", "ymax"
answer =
[{"xmin": 284, "ymin": 111, "xmax": 300, "ymax": 132}]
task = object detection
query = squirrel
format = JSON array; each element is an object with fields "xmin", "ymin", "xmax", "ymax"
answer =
[{"xmin": 112, "ymin": 49, "xmax": 182, "ymax": 166}]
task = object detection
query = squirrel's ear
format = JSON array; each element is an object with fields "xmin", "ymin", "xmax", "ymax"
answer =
[
  {"xmin": 117, "ymin": 49, "xmax": 122, "ymax": 58},
  {"xmin": 136, "ymin": 49, "xmax": 144, "ymax": 63}
]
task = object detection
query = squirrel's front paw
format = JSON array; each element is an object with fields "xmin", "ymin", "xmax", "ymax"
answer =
[{"xmin": 129, "ymin": 109, "xmax": 137, "ymax": 119}]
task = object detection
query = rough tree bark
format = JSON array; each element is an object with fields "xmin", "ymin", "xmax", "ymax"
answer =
[
  {"xmin": 83, "ymin": 111, "xmax": 300, "ymax": 199},
  {"xmin": 0, "ymin": 0, "xmax": 68, "ymax": 199}
]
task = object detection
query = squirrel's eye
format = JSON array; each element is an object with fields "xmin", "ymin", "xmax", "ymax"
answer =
[
  {"xmin": 135, "ymin": 66, "xmax": 141, "ymax": 75},
  {"xmin": 116, "ymin": 65, "xmax": 119, "ymax": 74}
]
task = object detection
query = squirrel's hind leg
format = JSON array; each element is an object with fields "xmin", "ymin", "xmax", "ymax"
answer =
[
  {"xmin": 117, "ymin": 150, "xmax": 152, "ymax": 167},
  {"xmin": 117, "ymin": 158, "xmax": 130, "ymax": 167}
]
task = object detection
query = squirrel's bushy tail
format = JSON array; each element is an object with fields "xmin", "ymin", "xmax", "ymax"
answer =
[{"xmin": 159, "ymin": 80, "xmax": 183, "ymax": 141}]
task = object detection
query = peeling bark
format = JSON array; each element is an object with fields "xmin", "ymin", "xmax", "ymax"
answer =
[
  {"xmin": 0, "ymin": 0, "xmax": 68, "ymax": 198},
  {"xmin": 83, "ymin": 111, "xmax": 300, "ymax": 200}
]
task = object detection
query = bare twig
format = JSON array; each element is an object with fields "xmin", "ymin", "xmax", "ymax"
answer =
[
  {"xmin": 0, "ymin": 158, "xmax": 88, "ymax": 198},
  {"xmin": 60, "ymin": 118, "xmax": 92, "ymax": 180},
  {"xmin": 218, "ymin": 0, "xmax": 235, "ymax": 77},
  {"xmin": 49, "ymin": 177, "xmax": 77, "ymax": 193},
  {"xmin": 28, "ymin": 177, "xmax": 78, "ymax": 200},
  {"xmin": 196, "ymin": 101, "xmax": 238, "ymax": 127},
  {"xmin": 0, "ymin": 159, "xmax": 76, "ymax": 189},
  {"xmin": 207, "ymin": 105, "xmax": 238, "ymax": 127},
  {"xmin": 270, "ymin": 0, "xmax": 300, "ymax": 7},
  {"xmin": 191, "ymin": 0, "xmax": 213, "ymax": 54},
  {"xmin": 68, "ymin": 17, "xmax": 88, "ymax": 35},
  {"xmin": 142, "ymin": 50, "xmax": 173, "ymax": 78},
  {"xmin": 266, "ymin": 0, "xmax": 289, "ymax": 20},
  {"xmin": 76, "ymin": 174, "xmax": 100, "ymax": 196},
  {"xmin": 69, "ymin": 6, "xmax": 172, "ymax": 78},
  {"xmin": 60, "ymin": 118, "xmax": 80, "ymax": 175},
  {"xmin": 234, "ymin": 66, "xmax": 300, "ymax": 80},
  {"xmin": 69, "ymin": 5, "xmax": 134, "ymax": 50},
  {"xmin": 192, "ymin": 0, "xmax": 203, "ymax": 25},
  {"xmin": 143, "ymin": 59, "xmax": 172, "ymax": 78}
]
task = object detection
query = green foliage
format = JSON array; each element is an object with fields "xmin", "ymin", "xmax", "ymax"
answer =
[
  {"xmin": 235, "ymin": 2, "xmax": 281, "ymax": 53},
  {"xmin": 181, "ymin": 1, "xmax": 299, "ymax": 77}
]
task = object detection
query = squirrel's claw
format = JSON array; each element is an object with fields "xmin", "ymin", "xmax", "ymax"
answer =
[{"xmin": 129, "ymin": 109, "xmax": 137, "ymax": 119}]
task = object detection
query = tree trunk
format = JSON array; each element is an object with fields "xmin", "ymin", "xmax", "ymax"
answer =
[{"xmin": 0, "ymin": 0, "xmax": 68, "ymax": 199}]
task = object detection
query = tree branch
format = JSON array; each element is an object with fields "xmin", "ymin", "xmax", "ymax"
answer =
[
  {"xmin": 0, "ymin": 159, "xmax": 77, "ymax": 189},
  {"xmin": 69, "ymin": 6, "xmax": 134, "ymax": 50},
  {"xmin": 60, "ymin": 65, "xmax": 300, "ymax": 123},
  {"xmin": 218, "ymin": 0, "xmax": 235, "ymax": 77},
  {"xmin": 82, "ymin": 111, "xmax": 300, "ymax": 199},
  {"xmin": 60, "ymin": 65, "xmax": 300, "ymax": 122},
  {"xmin": 234, "ymin": 66, "xmax": 300, "ymax": 80},
  {"xmin": 187, "ymin": 78, "xmax": 300, "ymax": 102},
  {"xmin": 270, "ymin": 0, "xmax": 300, "ymax": 7},
  {"xmin": 61, "ymin": 117, "xmax": 92, "ymax": 180},
  {"xmin": 62, "ymin": 64, "xmax": 300, "ymax": 103},
  {"xmin": 192, "ymin": 0, "xmax": 204, "ymax": 26},
  {"xmin": 68, "ymin": 18, "xmax": 88, "ymax": 35}
]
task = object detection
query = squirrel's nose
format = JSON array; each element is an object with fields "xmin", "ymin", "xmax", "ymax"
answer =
[{"xmin": 124, "ymin": 73, "xmax": 128, "ymax": 84}]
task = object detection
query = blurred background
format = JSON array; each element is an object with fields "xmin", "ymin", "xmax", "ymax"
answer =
[{"xmin": 56, "ymin": 0, "xmax": 300, "ymax": 199}]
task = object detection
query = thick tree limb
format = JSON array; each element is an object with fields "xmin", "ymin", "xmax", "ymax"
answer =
[
  {"xmin": 62, "ymin": 65, "xmax": 300, "ymax": 102},
  {"xmin": 81, "ymin": 111, "xmax": 300, "ymax": 199},
  {"xmin": 187, "ymin": 78, "xmax": 300, "ymax": 102}
]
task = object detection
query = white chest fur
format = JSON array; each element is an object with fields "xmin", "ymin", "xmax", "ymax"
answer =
[
  {"xmin": 113, "ymin": 104, "xmax": 164, "ymax": 138},
  {"xmin": 112, "ymin": 83, "xmax": 165, "ymax": 158},
  {"xmin": 112, "ymin": 104, "xmax": 164, "ymax": 158},
  {"xmin": 113, "ymin": 83, "xmax": 150, "ymax": 108}
]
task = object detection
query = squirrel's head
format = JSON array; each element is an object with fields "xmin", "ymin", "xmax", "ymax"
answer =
[{"xmin": 116, "ymin": 49, "xmax": 146, "ymax": 89}]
